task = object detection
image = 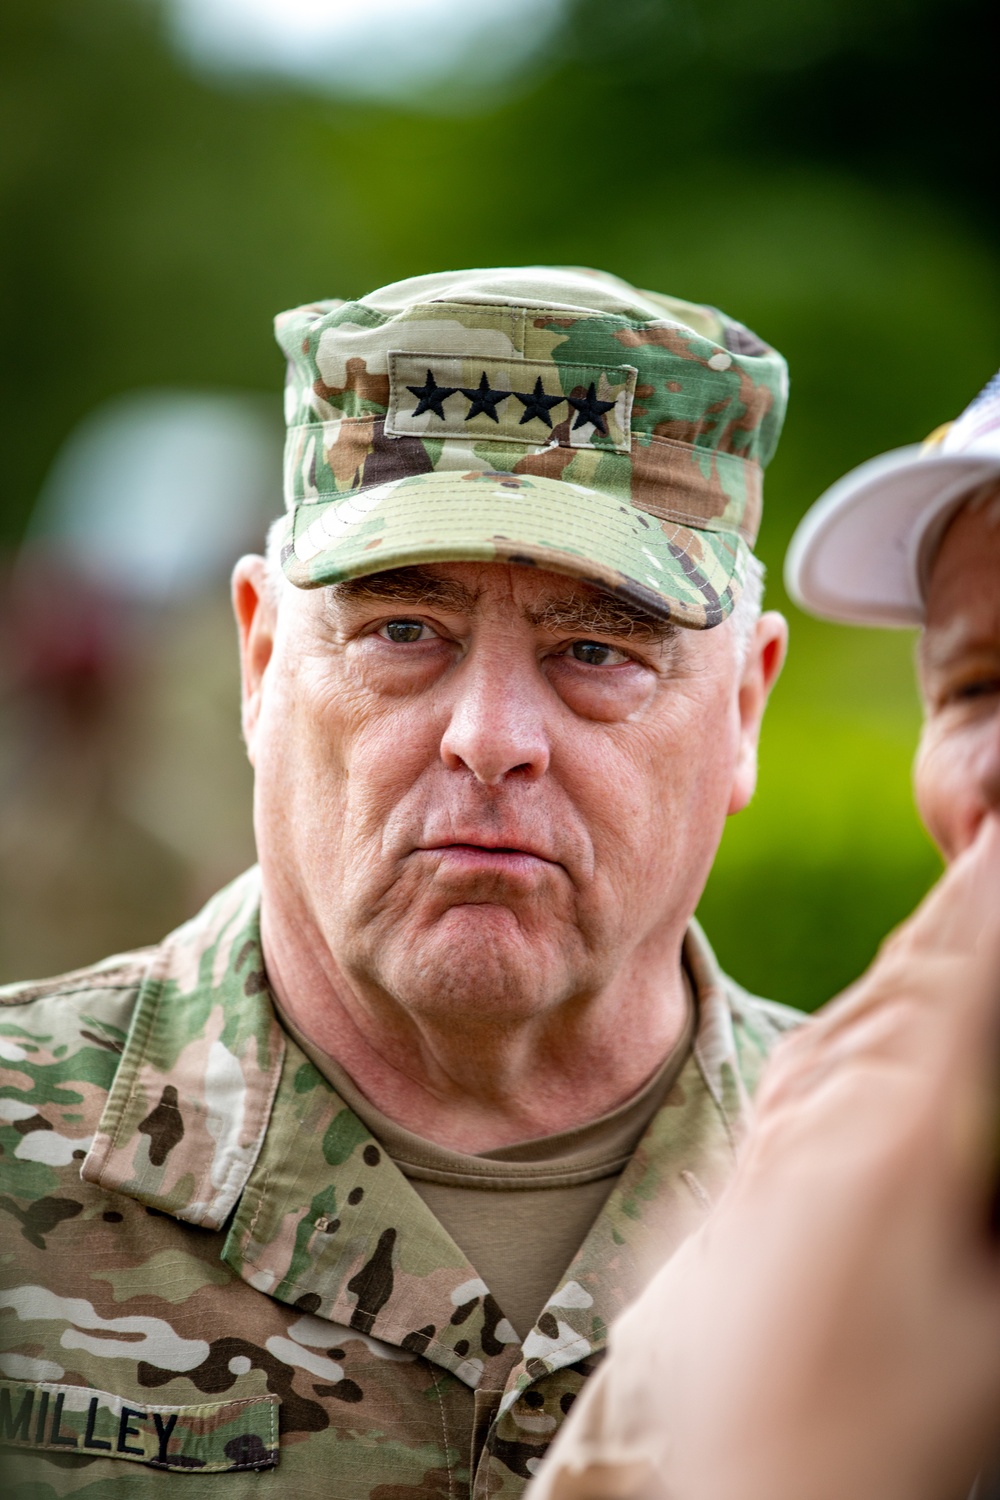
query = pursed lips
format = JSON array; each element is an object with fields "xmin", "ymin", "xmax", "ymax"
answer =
[{"xmin": 415, "ymin": 839, "xmax": 561, "ymax": 873}]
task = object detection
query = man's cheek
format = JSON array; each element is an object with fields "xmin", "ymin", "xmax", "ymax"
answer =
[
  {"xmin": 341, "ymin": 695, "xmax": 441, "ymax": 782},
  {"xmin": 914, "ymin": 727, "xmax": 965, "ymax": 860},
  {"xmin": 583, "ymin": 800, "xmax": 681, "ymax": 922}
]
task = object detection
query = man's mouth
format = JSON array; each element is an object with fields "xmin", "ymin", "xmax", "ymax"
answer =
[{"xmin": 416, "ymin": 841, "xmax": 558, "ymax": 876}]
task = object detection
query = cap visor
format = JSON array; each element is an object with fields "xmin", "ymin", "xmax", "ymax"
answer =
[
  {"xmin": 284, "ymin": 469, "xmax": 747, "ymax": 629},
  {"xmin": 785, "ymin": 447, "xmax": 1000, "ymax": 627}
]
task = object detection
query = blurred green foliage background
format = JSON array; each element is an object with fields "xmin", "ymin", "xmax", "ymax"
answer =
[{"xmin": 1, "ymin": 0, "xmax": 996, "ymax": 1006}]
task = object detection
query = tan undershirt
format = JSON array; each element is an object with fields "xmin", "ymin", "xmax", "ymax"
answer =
[{"xmin": 276, "ymin": 988, "xmax": 695, "ymax": 1340}]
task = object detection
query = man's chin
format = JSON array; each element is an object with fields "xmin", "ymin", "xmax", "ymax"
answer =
[{"xmin": 373, "ymin": 906, "xmax": 579, "ymax": 1022}]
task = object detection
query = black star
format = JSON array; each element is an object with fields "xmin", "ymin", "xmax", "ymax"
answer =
[
  {"xmin": 461, "ymin": 372, "xmax": 512, "ymax": 423},
  {"xmin": 513, "ymin": 377, "xmax": 564, "ymax": 428},
  {"xmin": 406, "ymin": 369, "xmax": 457, "ymax": 419},
  {"xmin": 567, "ymin": 382, "xmax": 616, "ymax": 435}
]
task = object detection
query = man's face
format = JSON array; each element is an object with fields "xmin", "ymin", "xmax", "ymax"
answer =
[
  {"xmin": 237, "ymin": 559, "xmax": 783, "ymax": 1024},
  {"xmin": 915, "ymin": 489, "xmax": 1000, "ymax": 860}
]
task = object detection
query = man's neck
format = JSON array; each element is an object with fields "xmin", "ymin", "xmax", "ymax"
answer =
[{"xmin": 260, "ymin": 900, "xmax": 692, "ymax": 1155}]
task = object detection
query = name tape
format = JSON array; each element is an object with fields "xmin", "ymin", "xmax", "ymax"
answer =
[{"xmin": 0, "ymin": 1380, "xmax": 279, "ymax": 1474}]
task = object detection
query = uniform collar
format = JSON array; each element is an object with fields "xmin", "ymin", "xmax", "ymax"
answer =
[
  {"xmin": 84, "ymin": 872, "xmax": 751, "ymax": 1395},
  {"xmin": 82, "ymin": 867, "xmax": 285, "ymax": 1231}
]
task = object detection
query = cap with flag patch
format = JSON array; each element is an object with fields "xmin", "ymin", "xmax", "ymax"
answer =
[
  {"xmin": 273, "ymin": 266, "xmax": 788, "ymax": 628},
  {"xmin": 786, "ymin": 370, "xmax": 1000, "ymax": 627}
]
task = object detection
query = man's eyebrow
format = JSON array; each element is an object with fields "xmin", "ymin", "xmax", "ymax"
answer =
[
  {"xmin": 330, "ymin": 566, "xmax": 678, "ymax": 643},
  {"xmin": 331, "ymin": 568, "xmax": 480, "ymax": 613},
  {"xmin": 529, "ymin": 594, "xmax": 679, "ymax": 643},
  {"xmin": 921, "ymin": 620, "xmax": 977, "ymax": 672},
  {"xmin": 919, "ymin": 619, "xmax": 1000, "ymax": 675}
]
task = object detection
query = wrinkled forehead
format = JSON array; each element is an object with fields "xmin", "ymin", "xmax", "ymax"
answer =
[{"xmin": 920, "ymin": 487, "xmax": 1000, "ymax": 672}]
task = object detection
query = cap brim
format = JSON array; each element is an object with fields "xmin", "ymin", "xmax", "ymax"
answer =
[
  {"xmin": 784, "ymin": 447, "xmax": 1000, "ymax": 627},
  {"xmin": 282, "ymin": 469, "xmax": 748, "ymax": 629}
]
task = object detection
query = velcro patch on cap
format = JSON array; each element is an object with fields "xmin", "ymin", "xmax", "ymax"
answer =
[
  {"xmin": 386, "ymin": 353, "xmax": 637, "ymax": 453},
  {"xmin": 0, "ymin": 1379, "xmax": 279, "ymax": 1473}
]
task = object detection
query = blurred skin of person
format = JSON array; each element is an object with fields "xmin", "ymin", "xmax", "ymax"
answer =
[
  {"xmin": 0, "ymin": 269, "xmax": 797, "ymax": 1496},
  {"xmin": 528, "ymin": 371, "xmax": 1000, "ymax": 1500}
]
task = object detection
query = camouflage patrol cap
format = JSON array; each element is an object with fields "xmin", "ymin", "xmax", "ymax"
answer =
[{"xmin": 274, "ymin": 267, "xmax": 788, "ymax": 627}]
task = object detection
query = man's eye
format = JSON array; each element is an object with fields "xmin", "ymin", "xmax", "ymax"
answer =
[
  {"xmin": 380, "ymin": 620, "xmax": 430, "ymax": 644},
  {"xmin": 954, "ymin": 677, "xmax": 1000, "ymax": 702},
  {"xmin": 569, "ymin": 640, "xmax": 628, "ymax": 666}
]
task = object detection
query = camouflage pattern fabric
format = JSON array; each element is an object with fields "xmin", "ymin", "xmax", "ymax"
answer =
[
  {"xmin": 0, "ymin": 870, "xmax": 803, "ymax": 1497},
  {"xmin": 274, "ymin": 267, "xmax": 789, "ymax": 629}
]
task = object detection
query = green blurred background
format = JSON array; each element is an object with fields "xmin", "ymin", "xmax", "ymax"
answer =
[{"xmin": 1, "ymin": 0, "xmax": 996, "ymax": 1006}]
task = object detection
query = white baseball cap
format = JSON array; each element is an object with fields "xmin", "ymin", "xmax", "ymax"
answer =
[{"xmin": 785, "ymin": 370, "xmax": 1000, "ymax": 627}]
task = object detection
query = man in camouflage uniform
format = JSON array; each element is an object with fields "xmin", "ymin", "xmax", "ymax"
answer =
[{"xmin": 0, "ymin": 267, "xmax": 796, "ymax": 1496}]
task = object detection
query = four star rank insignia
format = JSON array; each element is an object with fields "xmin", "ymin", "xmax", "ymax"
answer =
[{"xmin": 389, "ymin": 353, "xmax": 636, "ymax": 452}]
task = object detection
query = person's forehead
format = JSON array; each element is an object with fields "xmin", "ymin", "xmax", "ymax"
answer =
[{"xmin": 921, "ymin": 494, "xmax": 1000, "ymax": 670}]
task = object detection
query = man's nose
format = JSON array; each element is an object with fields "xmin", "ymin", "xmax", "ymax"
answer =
[{"xmin": 439, "ymin": 647, "xmax": 551, "ymax": 786}]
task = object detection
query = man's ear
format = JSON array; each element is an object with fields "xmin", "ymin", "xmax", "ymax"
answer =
[
  {"xmin": 232, "ymin": 555, "xmax": 277, "ymax": 766},
  {"xmin": 728, "ymin": 610, "xmax": 788, "ymax": 816}
]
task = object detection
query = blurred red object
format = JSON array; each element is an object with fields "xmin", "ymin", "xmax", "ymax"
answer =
[{"xmin": 2, "ymin": 549, "xmax": 130, "ymax": 734}]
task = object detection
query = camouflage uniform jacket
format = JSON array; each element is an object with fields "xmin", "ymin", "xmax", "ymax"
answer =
[{"xmin": 0, "ymin": 868, "xmax": 803, "ymax": 1499}]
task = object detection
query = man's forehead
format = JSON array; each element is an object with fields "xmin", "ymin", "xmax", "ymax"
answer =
[{"xmin": 326, "ymin": 563, "xmax": 680, "ymax": 641}]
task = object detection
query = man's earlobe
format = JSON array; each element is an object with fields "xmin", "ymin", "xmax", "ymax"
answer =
[{"xmin": 232, "ymin": 555, "xmax": 276, "ymax": 764}]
